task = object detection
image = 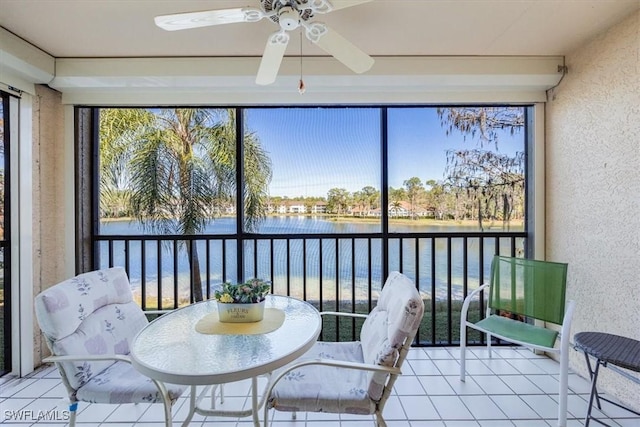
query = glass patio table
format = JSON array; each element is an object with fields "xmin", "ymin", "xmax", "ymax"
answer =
[{"xmin": 130, "ymin": 295, "xmax": 321, "ymax": 426}]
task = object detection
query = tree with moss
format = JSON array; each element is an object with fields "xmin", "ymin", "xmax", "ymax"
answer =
[{"xmin": 438, "ymin": 107, "xmax": 525, "ymax": 229}]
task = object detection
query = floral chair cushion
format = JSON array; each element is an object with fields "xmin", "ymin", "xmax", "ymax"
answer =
[
  {"xmin": 268, "ymin": 341, "xmax": 375, "ymax": 415},
  {"xmin": 35, "ymin": 268, "xmax": 149, "ymax": 390},
  {"xmin": 360, "ymin": 271, "xmax": 424, "ymax": 401},
  {"xmin": 76, "ymin": 361, "xmax": 184, "ymax": 404},
  {"xmin": 268, "ymin": 272, "xmax": 424, "ymax": 416}
]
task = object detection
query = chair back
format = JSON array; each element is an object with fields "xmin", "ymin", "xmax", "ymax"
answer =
[
  {"xmin": 35, "ymin": 267, "xmax": 148, "ymax": 390},
  {"xmin": 489, "ymin": 256, "xmax": 568, "ymax": 325},
  {"xmin": 360, "ymin": 271, "xmax": 424, "ymax": 401}
]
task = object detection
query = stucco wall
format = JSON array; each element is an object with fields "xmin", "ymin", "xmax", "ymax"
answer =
[
  {"xmin": 32, "ymin": 85, "xmax": 66, "ymax": 364},
  {"xmin": 546, "ymin": 11, "xmax": 639, "ymax": 409}
]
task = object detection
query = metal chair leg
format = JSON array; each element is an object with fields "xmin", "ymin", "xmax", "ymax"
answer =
[
  {"xmin": 375, "ymin": 411, "xmax": 387, "ymax": 427},
  {"xmin": 68, "ymin": 402, "xmax": 78, "ymax": 427},
  {"xmin": 558, "ymin": 337, "xmax": 570, "ymax": 427},
  {"xmin": 459, "ymin": 316, "xmax": 467, "ymax": 381}
]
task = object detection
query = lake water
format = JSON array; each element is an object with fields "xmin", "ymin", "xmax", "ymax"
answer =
[
  {"xmin": 99, "ymin": 217, "xmax": 524, "ymax": 302},
  {"xmin": 101, "ymin": 215, "xmax": 503, "ymax": 235}
]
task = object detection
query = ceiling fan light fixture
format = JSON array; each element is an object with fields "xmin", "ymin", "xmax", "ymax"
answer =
[{"xmin": 278, "ymin": 6, "xmax": 300, "ymax": 30}]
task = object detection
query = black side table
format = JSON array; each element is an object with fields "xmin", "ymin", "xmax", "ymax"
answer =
[{"xmin": 573, "ymin": 331, "xmax": 640, "ymax": 426}]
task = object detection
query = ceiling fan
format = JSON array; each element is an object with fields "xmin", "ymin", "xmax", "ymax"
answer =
[{"xmin": 154, "ymin": 0, "xmax": 375, "ymax": 85}]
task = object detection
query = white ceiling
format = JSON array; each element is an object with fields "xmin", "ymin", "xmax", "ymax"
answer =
[
  {"xmin": 1, "ymin": 0, "xmax": 638, "ymax": 59},
  {"xmin": 1, "ymin": 0, "xmax": 637, "ymax": 104}
]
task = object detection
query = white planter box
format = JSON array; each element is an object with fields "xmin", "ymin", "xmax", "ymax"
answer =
[{"xmin": 217, "ymin": 300, "xmax": 266, "ymax": 323}]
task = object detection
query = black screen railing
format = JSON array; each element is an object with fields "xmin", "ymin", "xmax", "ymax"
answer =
[{"xmin": 93, "ymin": 231, "xmax": 526, "ymax": 346}]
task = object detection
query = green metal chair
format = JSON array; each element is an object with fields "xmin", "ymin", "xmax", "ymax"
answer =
[{"xmin": 459, "ymin": 255, "xmax": 575, "ymax": 427}]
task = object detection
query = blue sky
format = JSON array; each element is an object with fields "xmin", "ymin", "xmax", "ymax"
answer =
[{"xmin": 245, "ymin": 107, "xmax": 524, "ymax": 198}]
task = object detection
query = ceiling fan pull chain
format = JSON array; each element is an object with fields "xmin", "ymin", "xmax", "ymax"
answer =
[{"xmin": 299, "ymin": 30, "xmax": 306, "ymax": 94}]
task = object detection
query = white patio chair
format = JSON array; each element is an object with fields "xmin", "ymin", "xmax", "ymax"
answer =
[
  {"xmin": 34, "ymin": 267, "xmax": 186, "ymax": 427},
  {"xmin": 263, "ymin": 271, "xmax": 425, "ymax": 427},
  {"xmin": 459, "ymin": 255, "xmax": 575, "ymax": 427}
]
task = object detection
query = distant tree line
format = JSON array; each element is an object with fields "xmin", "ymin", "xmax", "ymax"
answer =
[{"xmin": 273, "ymin": 171, "xmax": 523, "ymax": 229}]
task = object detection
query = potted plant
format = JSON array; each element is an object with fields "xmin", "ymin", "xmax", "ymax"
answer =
[{"xmin": 213, "ymin": 278, "xmax": 271, "ymax": 323}]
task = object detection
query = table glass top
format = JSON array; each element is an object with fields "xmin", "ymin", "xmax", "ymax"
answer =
[{"xmin": 131, "ymin": 295, "xmax": 321, "ymax": 385}]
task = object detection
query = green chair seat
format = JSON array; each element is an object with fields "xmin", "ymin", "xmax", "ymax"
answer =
[
  {"xmin": 460, "ymin": 256, "xmax": 575, "ymax": 427},
  {"xmin": 473, "ymin": 315, "xmax": 558, "ymax": 349}
]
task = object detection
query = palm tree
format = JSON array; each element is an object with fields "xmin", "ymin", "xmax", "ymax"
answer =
[
  {"xmin": 100, "ymin": 108, "xmax": 272, "ymax": 302},
  {"xmin": 99, "ymin": 109, "xmax": 155, "ymax": 218},
  {"xmin": 389, "ymin": 187, "xmax": 406, "ymax": 218}
]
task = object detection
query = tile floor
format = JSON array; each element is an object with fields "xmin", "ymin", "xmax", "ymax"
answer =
[{"xmin": 1, "ymin": 346, "xmax": 638, "ymax": 426}]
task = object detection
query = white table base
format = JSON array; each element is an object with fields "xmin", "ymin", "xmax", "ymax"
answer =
[{"xmin": 182, "ymin": 374, "xmax": 272, "ymax": 427}]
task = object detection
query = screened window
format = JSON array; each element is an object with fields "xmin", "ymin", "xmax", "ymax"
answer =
[
  {"xmin": 98, "ymin": 108, "xmax": 238, "ymax": 236},
  {"xmin": 97, "ymin": 106, "xmax": 525, "ymax": 237},
  {"xmin": 89, "ymin": 105, "xmax": 530, "ymax": 345},
  {"xmin": 244, "ymin": 107, "xmax": 381, "ymax": 234},
  {"xmin": 387, "ymin": 107, "xmax": 525, "ymax": 233}
]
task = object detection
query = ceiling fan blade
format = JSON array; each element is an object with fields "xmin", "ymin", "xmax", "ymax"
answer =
[
  {"xmin": 306, "ymin": 0, "xmax": 373, "ymax": 14},
  {"xmin": 326, "ymin": 0, "xmax": 375, "ymax": 12},
  {"xmin": 154, "ymin": 8, "xmax": 265, "ymax": 31},
  {"xmin": 307, "ymin": 24, "xmax": 374, "ymax": 74},
  {"xmin": 256, "ymin": 31, "xmax": 291, "ymax": 85}
]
